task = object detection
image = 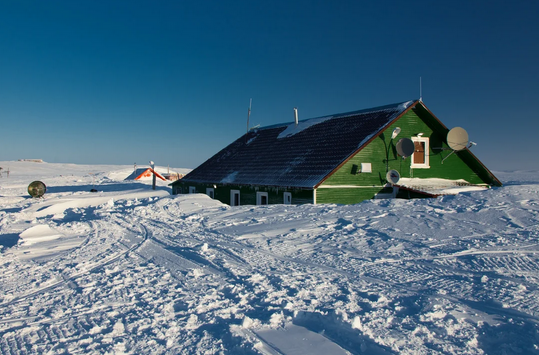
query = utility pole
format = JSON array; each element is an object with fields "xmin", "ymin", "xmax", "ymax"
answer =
[{"xmin": 150, "ymin": 161, "xmax": 156, "ymax": 190}]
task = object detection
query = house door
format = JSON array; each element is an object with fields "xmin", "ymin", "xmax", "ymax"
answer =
[
  {"xmin": 206, "ymin": 188, "xmax": 214, "ymax": 199},
  {"xmin": 413, "ymin": 141, "xmax": 425, "ymax": 165}
]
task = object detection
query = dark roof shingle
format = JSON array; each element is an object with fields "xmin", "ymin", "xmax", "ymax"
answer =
[{"xmin": 182, "ymin": 101, "xmax": 415, "ymax": 188}]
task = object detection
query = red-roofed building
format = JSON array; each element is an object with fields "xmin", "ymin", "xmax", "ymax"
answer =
[{"xmin": 125, "ymin": 168, "xmax": 166, "ymax": 181}]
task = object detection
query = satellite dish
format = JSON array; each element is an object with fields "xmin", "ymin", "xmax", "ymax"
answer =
[
  {"xmin": 447, "ymin": 127, "xmax": 469, "ymax": 151},
  {"xmin": 396, "ymin": 138, "xmax": 415, "ymax": 158},
  {"xmin": 391, "ymin": 127, "xmax": 401, "ymax": 139},
  {"xmin": 386, "ymin": 170, "xmax": 400, "ymax": 184},
  {"xmin": 28, "ymin": 181, "xmax": 46, "ymax": 198}
]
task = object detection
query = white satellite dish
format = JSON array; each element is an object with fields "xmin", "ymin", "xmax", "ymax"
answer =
[
  {"xmin": 386, "ymin": 170, "xmax": 400, "ymax": 184},
  {"xmin": 391, "ymin": 127, "xmax": 401, "ymax": 139},
  {"xmin": 396, "ymin": 138, "xmax": 415, "ymax": 158},
  {"xmin": 447, "ymin": 127, "xmax": 469, "ymax": 151}
]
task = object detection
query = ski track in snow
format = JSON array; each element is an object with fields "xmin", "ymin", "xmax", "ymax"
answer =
[{"xmin": 0, "ymin": 162, "xmax": 539, "ymax": 354}]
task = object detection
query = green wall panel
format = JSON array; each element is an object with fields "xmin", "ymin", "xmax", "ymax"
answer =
[
  {"xmin": 316, "ymin": 187, "xmax": 389, "ymax": 205},
  {"xmin": 321, "ymin": 108, "xmax": 490, "ymax": 190},
  {"xmin": 171, "ymin": 181, "xmax": 313, "ymax": 206}
]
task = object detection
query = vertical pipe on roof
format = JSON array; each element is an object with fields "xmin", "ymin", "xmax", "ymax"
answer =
[
  {"xmin": 294, "ymin": 107, "xmax": 298, "ymax": 126},
  {"xmin": 247, "ymin": 99, "xmax": 252, "ymax": 133}
]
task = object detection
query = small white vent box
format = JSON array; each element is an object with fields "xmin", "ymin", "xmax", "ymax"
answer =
[{"xmin": 361, "ymin": 163, "xmax": 372, "ymax": 173}]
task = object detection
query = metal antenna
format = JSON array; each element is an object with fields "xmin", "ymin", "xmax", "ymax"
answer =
[
  {"xmin": 246, "ymin": 98, "xmax": 252, "ymax": 134},
  {"xmin": 419, "ymin": 77, "xmax": 423, "ymax": 102}
]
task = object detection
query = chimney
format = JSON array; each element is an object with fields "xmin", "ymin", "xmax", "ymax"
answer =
[{"xmin": 294, "ymin": 107, "xmax": 298, "ymax": 126}]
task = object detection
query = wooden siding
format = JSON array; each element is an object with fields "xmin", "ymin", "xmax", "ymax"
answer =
[
  {"xmin": 172, "ymin": 181, "xmax": 313, "ymax": 205},
  {"xmin": 320, "ymin": 108, "xmax": 491, "ymax": 199},
  {"xmin": 316, "ymin": 187, "xmax": 389, "ymax": 205}
]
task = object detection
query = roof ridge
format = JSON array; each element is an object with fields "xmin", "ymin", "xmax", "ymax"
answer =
[{"xmin": 258, "ymin": 100, "xmax": 416, "ymax": 131}]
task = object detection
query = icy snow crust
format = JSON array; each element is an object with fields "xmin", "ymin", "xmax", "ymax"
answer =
[{"xmin": 1, "ymin": 161, "xmax": 539, "ymax": 354}]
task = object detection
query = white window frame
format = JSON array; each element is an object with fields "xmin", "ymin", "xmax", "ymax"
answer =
[
  {"xmin": 189, "ymin": 186, "xmax": 196, "ymax": 194},
  {"xmin": 411, "ymin": 137, "xmax": 430, "ymax": 169},
  {"xmin": 283, "ymin": 192, "xmax": 292, "ymax": 205},
  {"xmin": 206, "ymin": 188, "xmax": 214, "ymax": 199},
  {"xmin": 256, "ymin": 191, "xmax": 269, "ymax": 205},
  {"xmin": 230, "ymin": 190, "xmax": 240, "ymax": 206}
]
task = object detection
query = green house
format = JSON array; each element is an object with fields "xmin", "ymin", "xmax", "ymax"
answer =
[{"xmin": 171, "ymin": 100, "xmax": 501, "ymax": 206}]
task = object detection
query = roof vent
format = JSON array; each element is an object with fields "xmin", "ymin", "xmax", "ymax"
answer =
[{"xmin": 294, "ymin": 107, "xmax": 298, "ymax": 126}]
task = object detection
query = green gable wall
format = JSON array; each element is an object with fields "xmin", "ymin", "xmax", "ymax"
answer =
[
  {"xmin": 317, "ymin": 107, "xmax": 496, "ymax": 204},
  {"xmin": 171, "ymin": 181, "xmax": 313, "ymax": 206}
]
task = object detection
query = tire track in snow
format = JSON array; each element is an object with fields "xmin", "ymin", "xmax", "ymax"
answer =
[
  {"xmin": 132, "ymin": 199, "xmax": 539, "ymax": 329},
  {"xmin": 0, "ymin": 214, "xmax": 148, "ymax": 313},
  {"xmin": 216, "ymin": 232, "xmax": 539, "ymax": 326},
  {"xmin": 0, "ymin": 213, "xmax": 173, "ymax": 353}
]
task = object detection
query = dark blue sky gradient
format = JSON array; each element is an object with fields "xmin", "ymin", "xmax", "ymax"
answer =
[{"xmin": 1, "ymin": 1, "xmax": 538, "ymax": 170}]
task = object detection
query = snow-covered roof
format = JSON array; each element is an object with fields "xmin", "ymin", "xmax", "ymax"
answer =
[
  {"xmin": 180, "ymin": 101, "xmax": 416, "ymax": 188},
  {"xmin": 125, "ymin": 168, "xmax": 166, "ymax": 181}
]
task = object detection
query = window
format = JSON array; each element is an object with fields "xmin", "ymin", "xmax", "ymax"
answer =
[
  {"xmin": 411, "ymin": 137, "xmax": 430, "ymax": 168},
  {"xmin": 206, "ymin": 188, "xmax": 214, "ymax": 199},
  {"xmin": 283, "ymin": 192, "xmax": 292, "ymax": 205},
  {"xmin": 256, "ymin": 192, "xmax": 268, "ymax": 205},
  {"xmin": 189, "ymin": 186, "xmax": 196, "ymax": 194},
  {"xmin": 230, "ymin": 190, "xmax": 240, "ymax": 206}
]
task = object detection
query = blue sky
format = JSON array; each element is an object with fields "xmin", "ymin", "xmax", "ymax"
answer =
[{"xmin": 1, "ymin": 1, "xmax": 537, "ymax": 171}]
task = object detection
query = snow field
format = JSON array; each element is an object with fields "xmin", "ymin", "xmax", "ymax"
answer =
[{"xmin": 0, "ymin": 162, "xmax": 538, "ymax": 354}]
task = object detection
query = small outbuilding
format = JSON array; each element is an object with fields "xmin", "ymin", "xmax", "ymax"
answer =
[
  {"xmin": 171, "ymin": 100, "xmax": 501, "ymax": 206},
  {"xmin": 125, "ymin": 168, "xmax": 166, "ymax": 181}
]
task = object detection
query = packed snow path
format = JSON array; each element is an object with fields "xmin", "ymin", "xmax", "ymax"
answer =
[{"xmin": 0, "ymin": 162, "xmax": 538, "ymax": 354}]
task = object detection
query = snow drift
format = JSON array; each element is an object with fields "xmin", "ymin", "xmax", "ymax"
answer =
[{"xmin": 0, "ymin": 161, "xmax": 538, "ymax": 354}]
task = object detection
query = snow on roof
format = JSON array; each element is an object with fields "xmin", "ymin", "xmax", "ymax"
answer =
[
  {"xmin": 221, "ymin": 171, "xmax": 238, "ymax": 183},
  {"xmin": 125, "ymin": 168, "xmax": 166, "ymax": 181},
  {"xmin": 277, "ymin": 115, "xmax": 335, "ymax": 139},
  {"xmin": 276, "ymin": 101, "xmax": 416, "ymax": 140},
  {"xmin": 396, "ymin": 177, "xmax": 488, "ymax": 197},
  {"xmin": 398, "ymin": 100, "xmax": 414, "ymax": 110},
  {"xmin": 180, "ymin": 101, "xmax": 415, "ymax": 188}
]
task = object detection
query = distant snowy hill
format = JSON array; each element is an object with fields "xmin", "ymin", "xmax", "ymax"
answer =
[{"xmin": 0, "ymin": 161, "xmax": 538, "ymax": 354}]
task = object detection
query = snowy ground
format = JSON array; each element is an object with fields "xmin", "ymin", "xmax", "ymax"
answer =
[{"xmin": 0, "ymin": 161, "xmax": 538, "ymax": 354}]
